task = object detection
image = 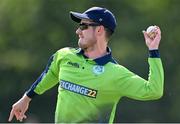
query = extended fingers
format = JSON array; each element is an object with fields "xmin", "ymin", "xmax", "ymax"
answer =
[
  {"xmin": 14, "ymin": 110, "xmax": 26, "ymax": 122},
  {"xmin": 19, "ymin": 114, "xmax": 27, "ymax": 122},
  {"xmin": 19, "ymin": 110, "xmax": 26, "ymax": 122},
  {"xmin": 9, "ymin": 109, "xmax": 26, "ymax": 122},
  {"xmin": 8, "ymin": 109, "xmax": 15, "ymax": 122}
]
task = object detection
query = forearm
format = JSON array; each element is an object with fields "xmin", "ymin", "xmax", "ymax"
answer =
[
  {"xmin": 136, "ymin": 50, "xmax": 163, "ymax": 99},
  {"xmin": 147, "ymin": 57, "xmax": 164, "ymax": 99},
  {"xmin": 148, "ymin": 50, "xmax": 164, "ymax": 98},
  {"xmin": 117, "ymin": 50, "xmax": 164, "ymax": 100},
  {"xmin": 26, "ymin": 70, "xmax": 58, "ymax": 98},
  {"xmin": 26, "ymin": 54, "xmax": 59, "ymax": 98}
]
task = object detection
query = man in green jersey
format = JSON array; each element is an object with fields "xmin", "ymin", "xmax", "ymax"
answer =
[{"xmin": 8, "ymin": 7, "xmax": 164, "ymax": 123}]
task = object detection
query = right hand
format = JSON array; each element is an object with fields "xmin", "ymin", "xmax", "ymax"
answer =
[
  {"xmin": 142, "ymin": 26, "xmax": 161, "ymax": 50},
  {"xmin": 8, "ymin": 94, "xmax": 31, "ymax": 122}
]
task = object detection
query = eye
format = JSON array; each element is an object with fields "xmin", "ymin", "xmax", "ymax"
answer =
[
  {"xmin": 79, "ymin": 24, "xmax": 88, "ymax": 30},
  {"xmin": 78, "ymin": 23, "xmax": 100, "ymax": 31}
]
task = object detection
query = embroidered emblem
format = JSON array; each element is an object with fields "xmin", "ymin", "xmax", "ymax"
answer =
[{"xmin": 93, "ymin": 65, "xmax": 104, "ymax": 75}]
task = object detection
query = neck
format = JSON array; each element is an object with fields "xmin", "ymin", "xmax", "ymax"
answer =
[{"xmin": 84, "ymin": 42, "xmax": 107, "ymax": 59}]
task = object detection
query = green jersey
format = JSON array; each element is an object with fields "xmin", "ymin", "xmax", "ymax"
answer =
[{"xmin": 26, "ymin": 47, "xmax": 164, "ymax": 123}]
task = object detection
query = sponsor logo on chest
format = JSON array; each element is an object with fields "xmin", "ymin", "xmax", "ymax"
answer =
[{"xmin": 60, "ymin": 80, "xmax": 98, "ymax": 98}]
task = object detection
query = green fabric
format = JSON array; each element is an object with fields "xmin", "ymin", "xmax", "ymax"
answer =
[{"xmin": 33, "ymin": 47, "xmax": 164, "ymax": 123}]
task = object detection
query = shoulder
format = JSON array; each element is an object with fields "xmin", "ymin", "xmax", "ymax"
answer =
[
  {"xmin": 54, "ymin": 47, "xmax": 77, "ymax": 59},
  {"xmin": 57, "ymin": 47, "xmax": 74, "ymax": 53},
  {"xmin": 56, "ymin": 47, "xmax": 76, "ymax": 55}
]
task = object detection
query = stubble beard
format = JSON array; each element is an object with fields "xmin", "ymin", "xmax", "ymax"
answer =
[
  {"xmin": 78, "ymin": 38, "xmax": 97, "ymax": 50},
  {"xmin": 78, "ymin": 39, "xmax": 86, "ymax": 49}
]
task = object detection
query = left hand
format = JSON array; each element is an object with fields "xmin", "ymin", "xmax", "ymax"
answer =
[{"xmin": 143, "ymin": 26, "xmax": 161, "ymax": 50}]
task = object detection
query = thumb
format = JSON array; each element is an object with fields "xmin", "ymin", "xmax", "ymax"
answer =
[
  {"xmin": 142, "ymin": 30, "xmax": 148, "ymax": 39},
  {"xmin": 142, "ymin": 30, "xmax": 152, "ymax": 44}
]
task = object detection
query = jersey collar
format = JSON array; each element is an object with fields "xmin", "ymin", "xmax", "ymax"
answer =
[{"xmin": 76, "ymin": 47, "xmax": 113, "ymax": 65}]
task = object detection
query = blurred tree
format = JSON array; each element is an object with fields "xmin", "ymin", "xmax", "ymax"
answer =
[{"xmin": 0, "ymin": 0, "xmax": 180, "ymax": 122}]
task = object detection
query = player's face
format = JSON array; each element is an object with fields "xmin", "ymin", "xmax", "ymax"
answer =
[{"xmin": 76, "ymin": 19, "xmax": 100, "ymax": 49}]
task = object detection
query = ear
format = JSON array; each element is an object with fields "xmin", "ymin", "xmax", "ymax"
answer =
[{"xmin": 96, "ymin": 26, "xmax": 104, "ymax": 36}]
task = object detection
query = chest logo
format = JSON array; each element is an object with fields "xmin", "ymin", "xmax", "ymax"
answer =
[
  {"xmin": 67, "ymin": 61, "xmax": 80, "ymax": 68},
  {"xmin": 93, "ymin": 65, "xmax": 104, "ymax": 75}
]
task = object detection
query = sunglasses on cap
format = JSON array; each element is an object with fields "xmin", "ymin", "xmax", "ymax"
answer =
[{"xmin": 78, "ymin": 23, "xmax": 101, "ymax": 31}]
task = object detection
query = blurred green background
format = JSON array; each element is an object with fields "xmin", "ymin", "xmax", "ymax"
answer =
[{"xmin": 0, "ymin": 0, "xmax": 179, "ymax": 122}]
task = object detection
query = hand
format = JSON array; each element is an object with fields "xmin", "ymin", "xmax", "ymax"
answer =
[
  {"xmin": 8, "ymin": 94, "xmax": 31, "ymax": 122},
  {"xmin": 143, "ymin": 26, "xmax": 161, "ymax": 50}
]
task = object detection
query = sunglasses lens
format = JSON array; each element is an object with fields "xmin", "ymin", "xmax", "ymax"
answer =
[
  {"xmin": 79, "ymin": 24, "xmax": 88, "ymax": 30},
  {"xmin": 79, "ymin": 23, "xmax": 100, "ymax": 30}
]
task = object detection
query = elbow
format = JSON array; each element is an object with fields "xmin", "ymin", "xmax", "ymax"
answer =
[
  {"xmin": 153, "ymin": 89, "xmax": 164, "ymax": 99},
  {"xmin": 156, "ymin": 92, "xmax": 163, "ymax": 99},
  {"xmin": 155, "ymin": 83, "xmax": 164, "ymax": 99}
]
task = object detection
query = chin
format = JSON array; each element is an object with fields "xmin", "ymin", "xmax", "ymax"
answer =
[
  {"xmin": 78, "ymin": 40, "xmax": 85, "ymax": 49},
  {"xmin": 78, "ymin": 43, "xmax": 87, "ymax": 49}
]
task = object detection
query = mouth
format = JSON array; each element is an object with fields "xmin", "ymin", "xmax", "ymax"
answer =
[
  {"xmin": 78, "ymin": 36, "xmax": 84, "ymax": 40},
  {"xmin": 79, "ymin": 35, "xmax": 83, "ymax": 38}
]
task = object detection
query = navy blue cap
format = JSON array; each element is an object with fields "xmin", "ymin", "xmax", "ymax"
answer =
[{"xmin": 70, "ymin": 7, "xmax": 117, "ymax": 32}]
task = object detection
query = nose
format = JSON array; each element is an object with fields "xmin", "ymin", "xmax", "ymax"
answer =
[{"xmin": 76, "ymin": 28, "xmax": 82, "ymax": 35}]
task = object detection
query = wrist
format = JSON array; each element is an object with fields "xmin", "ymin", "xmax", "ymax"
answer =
[
  {"xmin": 148, "ymin": 47, "xmax": 159, "ymax": 50},
  {"xmin": 149, "ymin": 49, "xmax": 160, "ymax": 58},
  {"xmin": 23, "ymin": 93, "xmax": 32, "ymax": 102}
]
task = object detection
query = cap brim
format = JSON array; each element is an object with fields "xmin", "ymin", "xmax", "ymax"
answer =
[{"xmin": 70, "ymin": 11, "xmax": 90, "ymax": 23}]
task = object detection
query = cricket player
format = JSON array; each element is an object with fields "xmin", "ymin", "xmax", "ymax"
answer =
[{"xmin": 8, "ymin": 7, "xmax": 164, "ymax": 123}]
